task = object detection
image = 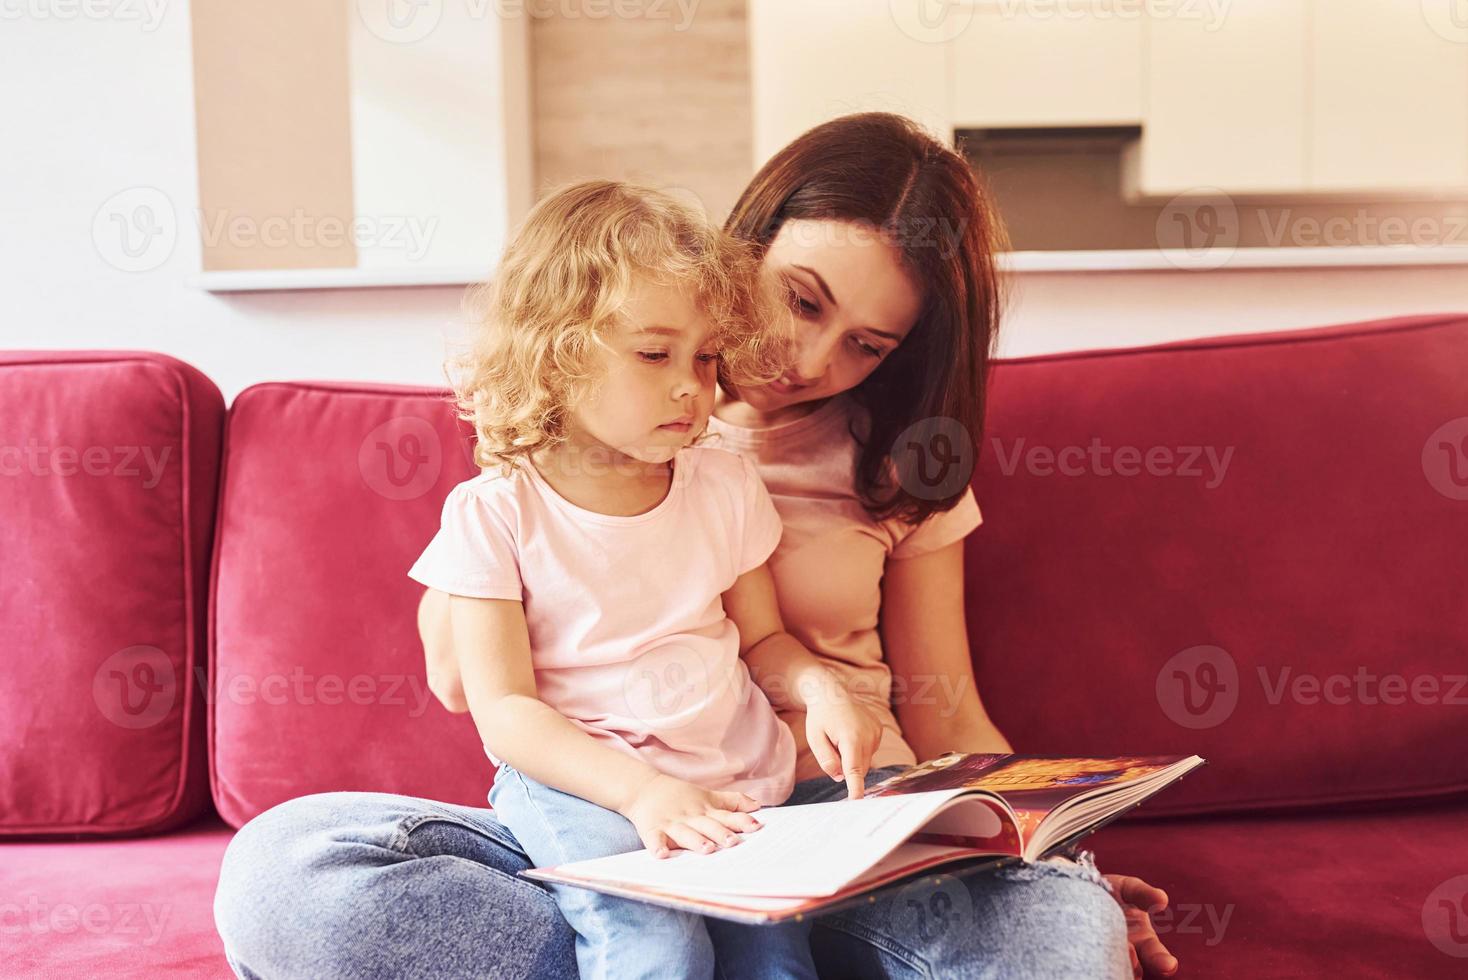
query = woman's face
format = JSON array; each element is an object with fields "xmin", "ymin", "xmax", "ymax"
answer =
[{"xmin": 738, "ymin": 218, "xmax": 924, "ymax": 413}]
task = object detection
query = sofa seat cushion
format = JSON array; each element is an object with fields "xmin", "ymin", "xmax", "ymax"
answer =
[{"xmin": 1091, "ymin": 795, "xmax": 1468, "ymax": 978}]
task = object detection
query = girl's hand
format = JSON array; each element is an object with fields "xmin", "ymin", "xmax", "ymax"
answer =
[
  {"xmin": 804, "ymin": 693, "xmax": 884, "ymax": 799},
  {"xmin": 619, "ymin": 774, "xmax": 764, "ymax": 859},
  {"xmin": 1101, "ymin": 873, "xmax": 1180, "ymax": 978}
]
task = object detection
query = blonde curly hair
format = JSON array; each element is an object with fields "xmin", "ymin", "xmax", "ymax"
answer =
[{"xmin": 450, "ymin": 179, "xmax": 793, "ymax": 474}]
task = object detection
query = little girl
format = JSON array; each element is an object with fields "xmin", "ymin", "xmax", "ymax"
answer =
[{"xmin": 407, "ymin": 180, "xmax": 883, "ymax": 980}]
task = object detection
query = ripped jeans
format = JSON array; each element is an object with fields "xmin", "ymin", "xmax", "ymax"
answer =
[{"xmin": 214, "ymin": 765, "xmax": 1131, "ymax": 979}]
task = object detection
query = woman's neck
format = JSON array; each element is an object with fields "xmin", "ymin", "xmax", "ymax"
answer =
[{"xmin": 713, "ymin": 387, "xmax": 831, "ymax": 429}]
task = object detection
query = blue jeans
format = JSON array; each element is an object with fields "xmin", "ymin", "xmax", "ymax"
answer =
[
  {"xmin": 215, "ymin": 766, "xmax": 1130, "ymax": 979},
  {"xmin": 488, "ymin": 761, "xmax": 816, "ymax": 980}
]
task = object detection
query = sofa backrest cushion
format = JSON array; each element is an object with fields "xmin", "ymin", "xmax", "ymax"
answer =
[
  {"xmin": 0, "ymin": 351, "xmax": 222, "ymax": 837},
  {"xmin": 966, "ymin": 314, "xmax": 1468, "ymax": 816},
  {"xmin": 209, "ymin": 383, "xmax": 487, "ymax": 826}
]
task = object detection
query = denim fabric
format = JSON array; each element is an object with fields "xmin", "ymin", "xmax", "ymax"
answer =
[
  {"xmin": 215, "ymin": 767, "xmax": 1128, "ymax": 979},
  {"xmin": 487, "ymin": 761, "xmax": 815, "ymax": 980}
]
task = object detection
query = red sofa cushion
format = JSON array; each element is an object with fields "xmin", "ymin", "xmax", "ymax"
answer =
[
  {"xmin": 0, "ymin": 351, "xmax": 222, "ymax": 837},
  {"xmin": 209, "ymin": 383, "xmax": 488, "ymax": 827},
  {"xmin": 967, "ymin": 314, "xmax": 1468, "ymax": 816},
  {"xmin": 3, "ymin": 815, "xmax": 235, "ymax": 979}
]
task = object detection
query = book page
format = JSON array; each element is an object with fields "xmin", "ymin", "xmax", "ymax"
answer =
[{"xmin": 529, "ymin": 787, "xmax": 989, "ymax": 899}]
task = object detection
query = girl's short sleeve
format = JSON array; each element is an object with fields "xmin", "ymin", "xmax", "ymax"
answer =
[
  {"xmin": 407, "ymin": 482, "xmax": 523, "ymax": 600},
  {"xmin": 890, "ymin": 486, "xmax": 983, "ymax": 560},
  {"xmin": 735, "ymin": 453, "xmax": 784, "ymax": 576}
]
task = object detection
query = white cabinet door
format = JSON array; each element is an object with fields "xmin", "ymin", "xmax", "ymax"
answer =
[
  {"xmin": 747, "ymin": 0, "xmax": 956, "ymax": 168},
  {"xmin": 1310, "ymin": 0, "xmax": 1468, "ymax": 193},
  {"xmin": 951, "ymin": 2, "xmax": 1143, "ymax": 129},
  {"xmin": 1133, "ymin": 0, "xmax": 1309, "ymax": 197}
]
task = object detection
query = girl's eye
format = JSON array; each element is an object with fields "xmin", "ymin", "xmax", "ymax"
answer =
[
  {"xmin": 852, "ymin": 337, "xmax": 884, "ymax": 359},
  {"xmin": 637, "ymin": 351, "xmax": 668, "ymax": 363},
  {"xmin": 696, "ymin": 352, "xmax": 719, "ymax": 364}
]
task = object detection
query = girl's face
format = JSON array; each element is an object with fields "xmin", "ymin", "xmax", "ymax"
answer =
[
  {"xmin": 737, "ymin": 218, "xmax": 924, "ymax": 414},
  {"xmin": 567, "ymin": 276, "xmax": 720, "ymax": 467}
]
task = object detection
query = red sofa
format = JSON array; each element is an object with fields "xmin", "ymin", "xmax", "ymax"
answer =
[{"xmin": 4, "ymin": 314, "xmax": 1467, "ymax": 978}]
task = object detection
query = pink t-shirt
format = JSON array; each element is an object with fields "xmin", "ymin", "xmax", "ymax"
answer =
[
  {"xmin": 407, "ymin": 445, "xmax": 797, "ymax": 805},
  {"xmin": 705, "ymin": 393, "xmax": 984, "ymax": 784}
]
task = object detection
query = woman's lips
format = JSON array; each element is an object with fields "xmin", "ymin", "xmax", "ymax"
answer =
[{"xmin": 768, "ymin": 376, "xmax": 808, "ymax": 395}]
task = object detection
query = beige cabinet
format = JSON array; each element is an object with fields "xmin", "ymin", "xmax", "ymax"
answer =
[
  {"xmin": 1130, "ymin": 0, "xmax": 1310, "ymax": 197},
  {"xmin": 950, "ymin": 2, "xmax": 1143, "ymax": 129},
  {"xmin": 1310, "ymin": 0, "xmax": 1468, "ymax": 194}
]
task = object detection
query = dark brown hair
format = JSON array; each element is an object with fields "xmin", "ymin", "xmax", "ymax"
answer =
[{"xmin": 722, "ymin": 112, "xmax": 1009, "ymax": 527}]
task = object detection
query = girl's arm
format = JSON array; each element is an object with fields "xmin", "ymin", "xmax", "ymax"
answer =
[
  {"xmin": 879, "ymin": 540, "xmax": 1013, "ymax": 759},
  {"xmin": 724, "ymin": 563, "xmax": 884, "ymax": 797},
  {"xmin": 450, "ymin": 593, "xmax": 762, "ymax": 856}
]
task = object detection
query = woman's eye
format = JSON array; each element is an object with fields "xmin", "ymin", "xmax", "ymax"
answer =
[
  {"xmin": 852, "ymin": 337, "xmax": 883, "ymax": 358},
  {"xmin": 637, "ymin": 351, "xmax": 668, "ymax": 363},
  {"xmin": 785, "ymin": 286, "xmax": 819, "ymax": 316}
]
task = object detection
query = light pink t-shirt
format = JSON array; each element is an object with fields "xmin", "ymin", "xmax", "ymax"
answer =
[
  {"xmin": 407, "ymin": 445, "xmax": 797, "ymax": 805},
  {"xmin": 705, "ymin": 393, "xmax": 984, "ymax": 784}
]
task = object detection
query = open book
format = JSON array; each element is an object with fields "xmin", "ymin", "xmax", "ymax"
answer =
[{"xmin": 523, "ymin": 752, "xmax": 1206, "ymax": 923}]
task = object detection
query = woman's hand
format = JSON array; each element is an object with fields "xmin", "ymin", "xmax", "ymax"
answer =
[
  {"xmin": 1102, "ymin": 873, "xmax": 1180, "ymax": 978},
  {"xmin": 804, "ymin": 688, "xmax": 884, "ymax": 799},
  {"xmin": 619, "ymin": 774, "xmax": 765, "ymax": 859}
]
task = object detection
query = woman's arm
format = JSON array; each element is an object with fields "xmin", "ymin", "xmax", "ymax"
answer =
[
  {"xmin": 724, "ymin": 563, "xmax": 883, "ymax": 797},
  {"xmin": 880, "ymin": 539, "xmax": 1013, "ymax": 759}
]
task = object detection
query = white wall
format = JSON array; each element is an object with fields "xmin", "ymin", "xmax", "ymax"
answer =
[{"xmin": 3, "ymin": 6, "xmax": 1466, "ymax": 404}]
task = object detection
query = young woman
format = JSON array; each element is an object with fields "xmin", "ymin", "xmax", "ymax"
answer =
[{"xmin": 214, "ymin": 112, "xmax": 1180, "ymax": 979}]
